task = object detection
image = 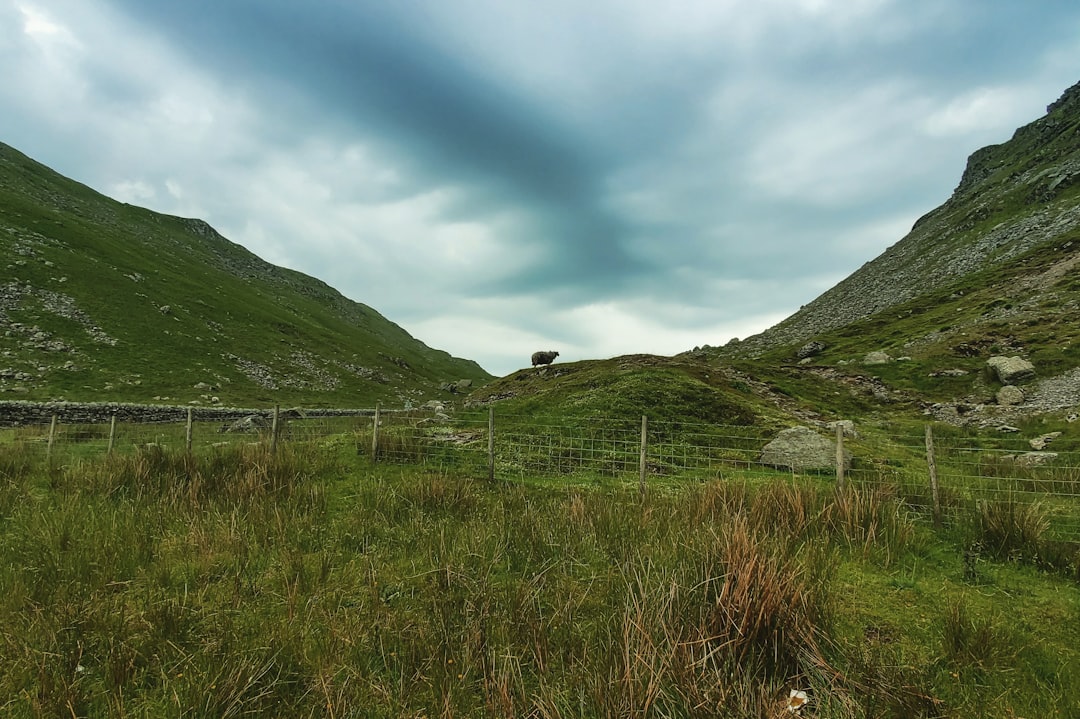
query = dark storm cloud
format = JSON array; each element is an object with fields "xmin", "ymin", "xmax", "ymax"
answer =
[{"xmin": 105, "ymin": 0, "xmax": 647, "ymax": 293}]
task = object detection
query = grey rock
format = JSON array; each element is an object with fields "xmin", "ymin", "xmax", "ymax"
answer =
[
  {"xmin": 223, "ymin": 414, "xmax": 269, "ymax": 433},
  {"xmin": 862, "ymin": 351, "xmax": 892, "ymax": 365},
  {"xmin": 827, "ymin": 419, "xmax": 858, "ymax": 438},
  {"xmin": 987, "ymin": 356, "xmax": 1036, "ymax": 384},
  {"xmin": 929, "ymin": 369, "xmax": 969, "ymax": 377},
  {"xmin": 1013, "ymin": 452, "xmax": 1059, "ymax": 468},
  {"xmin": 759, "ymin": 426, "xmax": 851, "ymax": 472},
  {"xmin": 996, "ymin": 385, "xmax": 1025, "ymax": 406},
  {"xmin": 1029, "ymin": 432, "xmax": 1061, "ymax": 451},
  {"xmin": 796, "ymin": 341, "xmax": 826, "ymax": 360}
]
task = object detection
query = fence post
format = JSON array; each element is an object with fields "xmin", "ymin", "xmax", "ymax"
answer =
[
  {"xmin": 46, "ymin": 414, "xmax": 58, "ymax": 463},
  {"xmin": 488, "ymin": 406, "xmax": 495, "ymax": 483},
  {"xmin": 835, "ymin": 423, "xmax": 845, "ymax": 491},
  {"xmin": 925, "ymin": 425, "xmax": 942, "ymax": 527},
  {"xmin": 270, "ymin": 404, "xmax": 280, "ymax": 454},
  {"xmin": 639, "ymin": 415, "xmax": 648, "ymax": 500},
  {"xmin": 371, "ymin": 403, "xmax": 381, "ymax": 464},
  {"xmin": 107, "ymin": 414, "xmax": 117, "ymax": 455},
  {"xmin": 186, "ymin": 408, "xmax": 194, "ymax": 454}
]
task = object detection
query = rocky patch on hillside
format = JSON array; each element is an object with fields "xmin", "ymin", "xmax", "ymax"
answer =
[{"xmin": 726, "ymin": 81, "xmax": 1080, "ymax": 359}]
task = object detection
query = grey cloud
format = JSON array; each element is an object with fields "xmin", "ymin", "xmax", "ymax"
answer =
[
  {"xmin": 104, "ymin": 0, "xmax": 649, "ymax": 294},
  {"xmin": 7, "ymin": 0, "xmax": 1080, "ymax": 376}
]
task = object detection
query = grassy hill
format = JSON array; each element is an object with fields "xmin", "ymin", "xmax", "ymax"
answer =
[{"xmin": 0, "ymin": 142, "xmax": 491, "ymax": 408}]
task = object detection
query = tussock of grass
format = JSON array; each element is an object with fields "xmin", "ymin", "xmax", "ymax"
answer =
[{"xmin": 974, "ymin": 496, "xmax": 1051, "ymax": 561}]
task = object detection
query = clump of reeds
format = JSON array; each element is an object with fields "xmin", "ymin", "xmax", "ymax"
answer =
[
  {"xmin": 974, "ymin": 496, "xmax": 1050, "ymax": 561},
  {"xmin": 825, "ymin": 485, "xmax": 915, "ymax": 565},
  {"xmin": 941, "ymin": 599, "xmax": 1015, "ymax": 669},
  {"xmin": 702, "ymin": 516, "xmax": 831, "ymax": 679}
]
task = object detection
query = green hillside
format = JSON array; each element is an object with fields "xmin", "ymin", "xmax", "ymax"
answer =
[{"xmin": 0, "ymin": 142, "xmax": 491, "ymax": 407}]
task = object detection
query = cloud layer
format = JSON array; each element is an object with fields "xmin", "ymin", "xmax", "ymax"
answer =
[{"xmin": 4, "ymin": 0, "xmax": 1080, "ymax": 374}]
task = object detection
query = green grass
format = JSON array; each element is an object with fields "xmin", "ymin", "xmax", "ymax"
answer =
[
  {"xmin": 1, "ymin": 436, "xmax": 1078, "ymax": 717},
  {"xmin": 0, "ymin": 142, "xmax": 491, "ymax": 407}
]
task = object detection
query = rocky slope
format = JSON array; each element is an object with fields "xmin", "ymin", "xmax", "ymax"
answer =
[{"xmin": 728, "ymin": 81, "xmax": 1080, "ymax": 358}]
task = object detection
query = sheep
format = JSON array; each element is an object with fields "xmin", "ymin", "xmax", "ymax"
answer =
[{"xmin": 531, "ymin": 350, "xmax": 559, "ymax": 367}]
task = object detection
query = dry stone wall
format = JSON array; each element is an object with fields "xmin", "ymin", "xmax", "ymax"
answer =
[{"xmin": 0, "ymin": 400, "xmax": 376, "ymax": 427}]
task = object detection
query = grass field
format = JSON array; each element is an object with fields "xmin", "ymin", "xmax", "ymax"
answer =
[{"xmin": 1, "ymin": 434, "xmax": 1079, "ymax": 717}]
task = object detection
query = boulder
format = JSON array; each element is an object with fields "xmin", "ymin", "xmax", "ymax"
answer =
[
  {"xmin": 986, "ymin": 356, "xmax": 1036, "ymax": 384},
  {"xmin": 995, "ymin": 385, "xmax": 1025, "ymax": 406},
  {"xmin": 862, "ymin": 351, "xmax": 892, "ymax": 365},
  {"xmin": 759, "ymin": 426, "xmax": 851, "ymax": 472},
  {"xmin": 440, "ymin": 379, "xmax": 474, "ymax": 394},
  {"xmin": 796, "ymin": 341, "xmax": 826, "ymax": 360}
]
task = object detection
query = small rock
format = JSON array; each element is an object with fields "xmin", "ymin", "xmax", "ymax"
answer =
[
  {"xmin": 827, "ymin": 419, "xmax": 858, "ymax": 438},
  {"xmin": 1014, "ymin": 452, "xmax": 1058, "ymax": 468},
  {"xmin": 862, "ymin": 351, "xmax": 892, "ymax": 365},
  {"xmin": 796, "ymin": 341, "xmax": 826, "ymax": 360},
  {"xmin": 929, "ymin": 369, "xmax": 969, "ymax": 378},
  {"xmin": 1029, "ymin": 432, "xmax": 1061, "ymax": 451},
  {"xmin": 996, "ymin": 385, "xmax": 1025, "ymax": 406}
]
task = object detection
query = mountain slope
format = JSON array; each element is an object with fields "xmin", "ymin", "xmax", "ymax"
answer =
[
  {"xmin": 0, "ymin": 141, "xmax": 491, "ymax": 406},
  {"xmin": 729, "ymin": 81, "xmax": 1080, "ymax": 359}
]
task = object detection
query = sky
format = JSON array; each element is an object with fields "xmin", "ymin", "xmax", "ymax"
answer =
[{"xmin": 2, "ymin": 1, "xmax": 1079, "ymax": 376}]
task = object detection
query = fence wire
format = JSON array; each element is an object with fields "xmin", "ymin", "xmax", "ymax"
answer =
[{"xmin": 3, "ymin": 410, "xmax": 1079, "ymax": 541}]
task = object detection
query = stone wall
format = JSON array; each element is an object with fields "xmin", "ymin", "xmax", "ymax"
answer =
[{"xmin": 0, "ymin": 400, "xmax": 377, "ymax": 427}]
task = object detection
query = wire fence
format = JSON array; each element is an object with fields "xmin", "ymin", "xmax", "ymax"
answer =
[{"xmin": 3, "ymin": 406, "xmax": 1079, "ymax": 541}]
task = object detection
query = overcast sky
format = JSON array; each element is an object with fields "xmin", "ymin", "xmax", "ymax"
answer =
[{"xmin": 3, "ymin": 1, "xmax": 1079, "ymax": 375}]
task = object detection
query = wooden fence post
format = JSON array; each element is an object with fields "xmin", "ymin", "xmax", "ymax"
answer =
[
  {"xmin": 270, "ymin": 404, "xmax": 280, "ymax": 454},
  {"xmin": 186, "ymin": 408, "xmax": 194, "ymax": 454},
  {"xmin": 371, "ymin": 403, "xmax": 381, "ymax": 464},
  {"xmin": 835, "ymin": 423, "xmax": 846, "ymax": 491},
  {"xmin": 639, "ymin": 415, "xmax": 648, "ymax": 500},
  {"xmin": 46, "ymin": 414, "xmax": 58, "ymax": 463},
  {"xmin": 925, "ymin": 425, "xmax": 942, "ymax": 527},
  {"xmin": 107, "ymin": 414, "xmax": 117, "ymax": 455},
  {"xmin": 488, "ymin": 406, "xmax": 495, "ymax": 483}
]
